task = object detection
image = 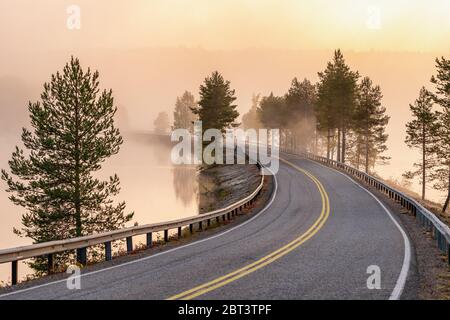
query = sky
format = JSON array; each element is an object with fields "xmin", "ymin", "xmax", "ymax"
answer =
[
  {"xmin": 0, "ymin": 0, "xmax": 449, "ymax": 200},
  {"xmin": 1, "ymin": 0, "xmax": 450, "ymax": 52}
]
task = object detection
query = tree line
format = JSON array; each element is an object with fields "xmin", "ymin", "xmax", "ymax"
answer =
[
  {"xmin": 404, "ymin": 56, "xmax": 450, "ymax": 212},
  {"xmin": 3, "ymin": 51, "xmax": 449, "ymax": 275},
  {"xmin": 242, "ymin": 49, "xmax": 390, "ymax": 174}
]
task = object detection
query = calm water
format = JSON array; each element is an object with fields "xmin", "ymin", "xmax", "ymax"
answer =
[{"xmin": 0, "ymin": 131, "xmax": 199, "ymax": 284}]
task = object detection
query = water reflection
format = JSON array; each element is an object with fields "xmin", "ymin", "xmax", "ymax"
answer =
[
  {"xmin": 172, "ymin": 165, "xmax": 199, "ymax": 207},
  {"xmin": 0, "ymin": 131, "xmax": 199, "ymax": 283}
]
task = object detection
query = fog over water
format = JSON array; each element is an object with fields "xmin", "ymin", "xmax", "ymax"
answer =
[{"xmin": 0, "ymin": 132, "xmax": 199, "ymax": 283}]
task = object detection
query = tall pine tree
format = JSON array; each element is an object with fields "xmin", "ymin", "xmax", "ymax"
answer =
[
  {"xmin": 316, "ymin": 50, "xmax": 359, "ymax": 162},
  {"xmin": 257, "ymin": 94, "xmax": 288, "ymax": 130},
  {"xmin": 404, "ymin": 87, "xmax": 438, "ymax": 200},
  {"xmin": 242, "ymin": 93, "xmax": 262, "ymax": 130},
  {"xmin": 173, "ymin": 91, "xmax": 197, "ymax": 133},
  {"xmin": 153, "ymin": 111, "xmax": 170, "ymax": 134},
  {"xmin": 430, "ymin": 56, "xmax": 450, "ymax": 213},
  {"xmin": 191, "ymin": 71, "xmax": 239, "ymax": 134},
  {"xmin": 285, "ymin": 78, "xmax": 317, "ymax": 151},
  {"xmin": 352, "ymin": 77, "xmax": 389, "ymax": 174},
  {"xmin": 1, "ymin": 57, "xmax": 133, "ymax": 272}
]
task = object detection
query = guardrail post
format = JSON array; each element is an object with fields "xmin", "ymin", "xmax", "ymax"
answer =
[
  {"xmin": 77, "ymin": 247, "xmax": 87, "ymax": 266},
  {"xmin": 11, "ymin": 260, "xmax": 18, "ymax": 285},
  {"xmin": 227, "ymin": 212, "xmax": 231, "ymax": 220},
  {"xmin": 126, "ymin": 236, "xmax": 133, "ymax": 253},
  {"xmin": 190, "ymin": 224, "xmax": 194, "ymax": 233},
  {"xmin": 207, "ymin": 219, "xmax": 211, "ymax": 227},
  {"xmin": 199, "ymin": 221, "xmax": 203, "ymax": 231},
  {"xmin": 437, "ymin": 232, "xmax": 441, "ymax": 250},
  {"xmin": 178, "ymin": 227, "xmax": 182, "ymax": 239},
  {"xmin": 146, "ymin": 232, "xmax": 153, "ymax": 247},
  {"xmin": 47, "ymin": 253, "xmax": 54, "ymax": 274},
  {"xmin": 164, "ymin": 230, "xmax": 169, "ymax": 242},
  {"xmin": 105, "ymin": 241, "xmax": 112, "ymax": 261},
  {"xmin": 216, "ymin": 217, "xmax": 220, "ymax": 223}
]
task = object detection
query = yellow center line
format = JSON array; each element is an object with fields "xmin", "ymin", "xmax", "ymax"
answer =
[{"xmin": 166, "ymin": 158, "xmax": 330, "ymax": 300}]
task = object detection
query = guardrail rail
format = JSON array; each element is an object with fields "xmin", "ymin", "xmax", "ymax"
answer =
[
  {"xmin": 0, "ymin": 157, "xmax": 265, "ymax": 286},
  {"xmin": 280, "ymin": 145, "xmax": 450, "ymax": 265}
]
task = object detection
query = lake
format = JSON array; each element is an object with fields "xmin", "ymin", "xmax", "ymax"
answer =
[{"xmin": 0, "ymin": 131, "xmax": 199, "ymax": 284}]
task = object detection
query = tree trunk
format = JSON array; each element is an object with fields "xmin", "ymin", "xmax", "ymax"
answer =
[
  {"xmin": 326, "ymin": 128, "xmax": 331, "ymax": 159},
  {"xmin": 342, "ymin": 126, "xmax": 346, "ymax": 164},
  {"xmin": 421, "ymin": 124, "xmax": 426, "ymax": 200},
  {"xmin": 337, "ymin": 127, "xmax": 341, "ymax": 162},
  {"xmin": 74, "ymin": 98, "xmax": 82, "ymax": 237},
  {"xmin": 356, "ymin": 144, "xmax": 360, "ymax": 170},
  {"xmin": 443, "ymin": 165, "xmax": 450, "ymax": 214},
  {"xmin": 314, "ymin": 129, "xmax": 318, "ymax": 155},
  {"xmin": 365, "ymin": 133, "xmax": 369, "ymax": 174}
]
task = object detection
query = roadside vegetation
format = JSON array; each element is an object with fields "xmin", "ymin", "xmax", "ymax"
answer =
[
  {"xmin": 241, "ymin": 50, "xmax": 450, "ymax": 216},
  {"xmin": 404, "ymin": 57, "xmax": 450, "ymax": 213}
]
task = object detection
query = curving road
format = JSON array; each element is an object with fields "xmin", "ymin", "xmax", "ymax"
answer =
[{"xmin": 0, "ymin": 154, "xmax": 411, "ymax": 300}]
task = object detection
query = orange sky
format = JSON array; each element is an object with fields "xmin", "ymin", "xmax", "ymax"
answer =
[
  {"xmin": 1, "ymin": 0, "xmax": 450, "ymax": 52},
  {"xmin": 0, "ymin": 0, "xmax": 449, "ymax": 200}
]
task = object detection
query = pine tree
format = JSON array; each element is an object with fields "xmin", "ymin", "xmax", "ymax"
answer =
[
  {"xmin": 352, "ymin": 77, "xmax": 389, "ymax": 174},
  {"xmin": 1, "ymin": 57, "xmax": 133, "ymax": 273},
  {"xmin": 242, "ymin": 93, "xmax": 262, "ymax": 130},
  {"xmin": 258, "ymin": 93, "xmax": 285, "ymax": 129},
  {"xmin": 191, "ymin": 71, "xmax": 239, "ymax": 134},
  {"xmin": 429, "ymin": 56, "xmax": 450, "ymax": 213},
  {"xmin": 285, "ymin": 78, "xmax": 317, "ymax": 151},
  {"xmin": 316, "ymin": 49, "xmax": 359, "ymax": 162},
  {"xmin": 153, "ymin": 111, "xmax": 170, "ymax": 134},
  {"xmin": 258, "ymin": 94, "xmax": 289, "ymax": 147},
  {"xmin": 403, "ymin": 87, "xmax": 438, "ymax": 200},
  {"xmin": 316, "ymin": 71, "xmax": 336, "ymax": 159},
  {"xmin": 173, "ymin": 91, "xmax": 197, "ymax": 133}
]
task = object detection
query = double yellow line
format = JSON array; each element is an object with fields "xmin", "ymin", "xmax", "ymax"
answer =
[{"xmin": 167, "ymin": 158, "xmax": 330, "ymax": 300}]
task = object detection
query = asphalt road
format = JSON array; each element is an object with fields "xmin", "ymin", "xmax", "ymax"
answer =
[{"xmin": 0, "ymin": 154, "xmax": 410, "ymax": 300}]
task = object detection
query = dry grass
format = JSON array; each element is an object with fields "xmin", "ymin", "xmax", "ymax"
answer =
[{"xmin": 377, "ymin": 175, "xmax": 450, "ymax": 227}]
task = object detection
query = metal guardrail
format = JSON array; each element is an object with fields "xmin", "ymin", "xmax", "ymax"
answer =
[
  {"xmin": 0, "ymin": 159, "xmax": 265, "ymax": 286},
  {"xmin": 280, "ymin": 146, "xmax": 450, "ymax": 265}
]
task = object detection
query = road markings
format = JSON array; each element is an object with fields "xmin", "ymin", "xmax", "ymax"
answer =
[
  {"xmin": 300, "ymin": 156, "xmax": 411, "ymax": 300},
  {"xmin": 0, "ymin": 163, "xmax": 280, "ymax": 299},
  {"xmin": 167, "ymin": 158, "xmax": 330, "ymax": 300}
]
